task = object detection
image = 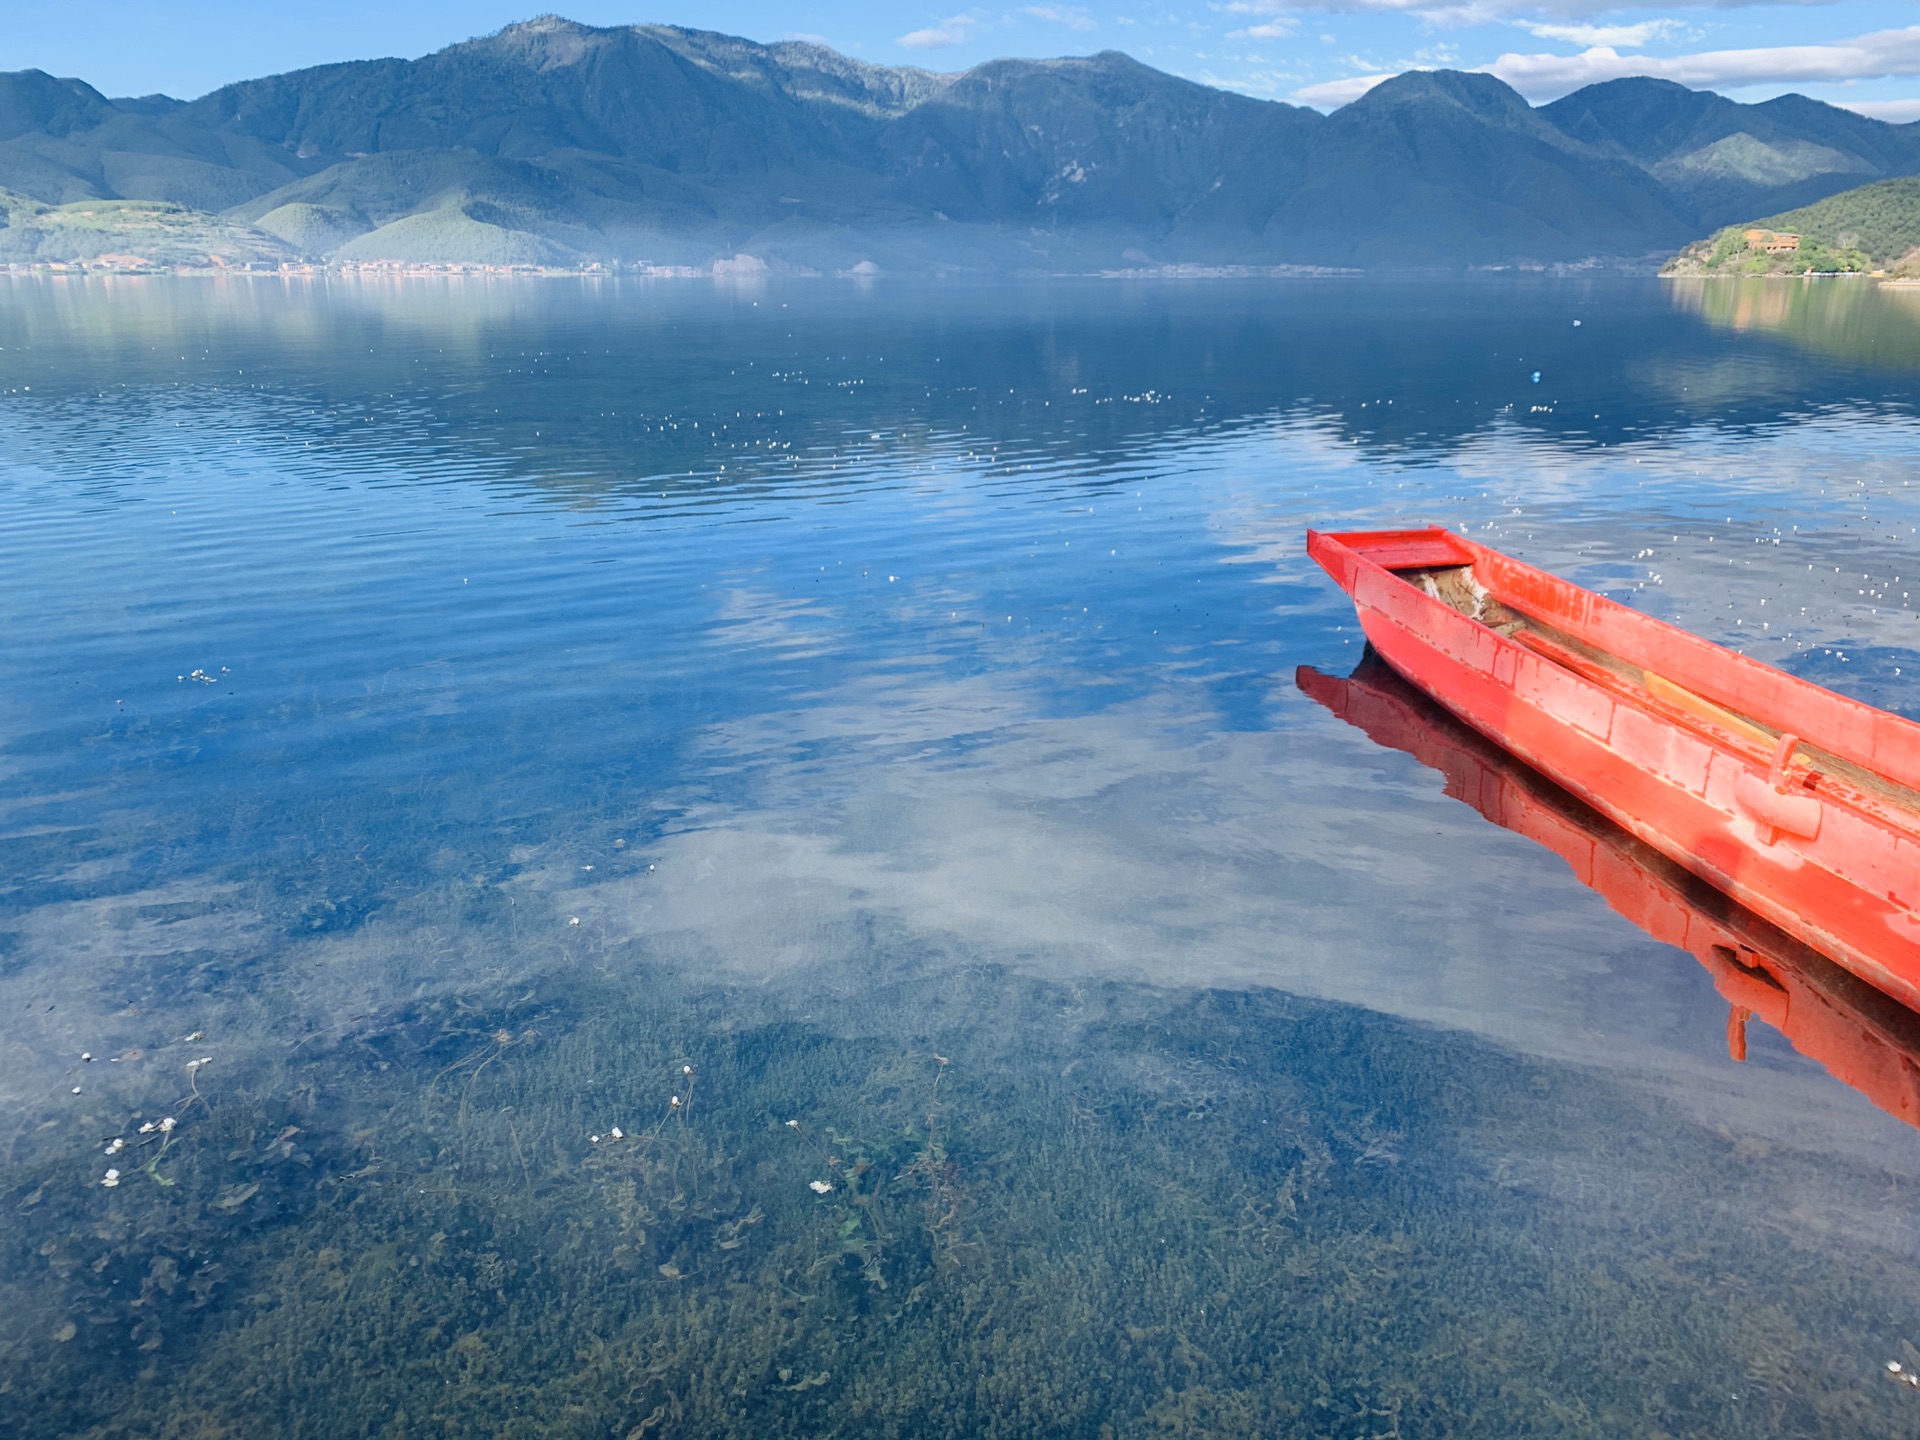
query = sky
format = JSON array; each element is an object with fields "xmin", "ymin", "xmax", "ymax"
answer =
[{"xmin": 5, "ymin": 1, "xmax": 1920, "ymax": 119}]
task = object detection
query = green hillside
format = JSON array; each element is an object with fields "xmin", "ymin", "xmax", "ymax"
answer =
[
  {"xmin": 1662, "ymin": 175, "xmax": 1920, "ymax": 276},
  {"xmin": 0, "ymin": 190, "xmax": 297, "ymax": 266},
  {"xmin": 331, "ymin": 206, "xmax": 574, "ymax": 265}
]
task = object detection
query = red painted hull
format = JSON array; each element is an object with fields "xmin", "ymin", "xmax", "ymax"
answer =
[
  {"xmin": 1308, "ymin": 526, "xmax": 1920, "ymax": 1012},
  {"xmin": 1299, "ymin": 655, "xmax": 1920, "ymax": 1132}
]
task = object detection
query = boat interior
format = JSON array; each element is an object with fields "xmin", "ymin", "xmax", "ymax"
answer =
[{"xmin": 1390, "ymin": 559, "xmax": 1920, "ymax": 837}]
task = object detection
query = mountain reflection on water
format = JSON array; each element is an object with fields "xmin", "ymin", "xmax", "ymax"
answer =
[
  {"xmin": 6, "ymin": 271, "xmax": 1920, "ymax": 494},
  {"xmin": 9, "ymin": 275, "xmax": 1920, "ymax": 1435},
  {"xmin": 1301, "ymin": 652, "xmax": 1920, "ymax": 1135},
  {"xmin": 1669, "ymin": 275, "xmax": 1920, "ymax": 372}
]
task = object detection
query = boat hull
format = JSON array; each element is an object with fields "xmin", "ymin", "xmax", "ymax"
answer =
[{"xmin": 1308, "ymin": 527, "xmax": 1920, "ymax": 1013}]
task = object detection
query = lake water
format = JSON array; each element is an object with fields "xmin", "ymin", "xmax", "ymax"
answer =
[{"xmin": 7, "ymin": 273, "xmax": 1920, "ymax": 1436}]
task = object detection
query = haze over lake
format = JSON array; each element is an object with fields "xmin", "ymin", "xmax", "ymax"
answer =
[{"xmin": 8, "ymin": 272, "xmax": 1920, "ymax": 1435}]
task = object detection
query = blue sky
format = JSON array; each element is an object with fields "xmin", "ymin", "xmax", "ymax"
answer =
[{"xmin": 7, "ymin": 1, "xmax": 1920, "ymax": 118}]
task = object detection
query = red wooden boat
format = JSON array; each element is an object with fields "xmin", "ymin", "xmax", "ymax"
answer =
[
  {"xmin": 1299, "ymin": 654, "xmax": 1920, "ymax": 1132},
  {"xmin": 1308, "ymin": 526, "xmax": 1920, "ymax": 1011}
]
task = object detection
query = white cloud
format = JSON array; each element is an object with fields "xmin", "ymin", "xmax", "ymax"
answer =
[
  {"xmin": 1485, "ymin": 24, "xmax": 1920, "ymax": 100},
  {"xmin": 1025, "ymin": 4, "xmax": 1099, "ymax": 30},
  {"xmin": 1243, "ymin": 0, "xmax": 1841, "ymax": 23},
  {"xmin": 1233, "ymin": 19, "xmax": 1301, "ymax": 39},
  {"xmin": 1842, "ymin": 97, "xmax": 1920, "ymax": 122},
  {"xmin": 898, "ymin": 14, "xmax": 983, "ymax": 49},
  {"xmin": 1200, "ymin": 65, "xmax": 1303, "ymax": 92},
  {"xmin": 1521, "ymin": 19, "xmax": 1684, "ymax": 49},
  {"xmin": 1292, "ymin": 23, "xmax": 1920, "ymax": 107},
  {"xmin": 1293, "ymin": 71, "xmax": 1400, "ymax": 105}
]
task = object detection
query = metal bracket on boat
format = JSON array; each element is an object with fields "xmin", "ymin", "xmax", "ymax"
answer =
[{"xmin": 1733, "ymin": 732, "xmax": 1822, "ymax": 845}]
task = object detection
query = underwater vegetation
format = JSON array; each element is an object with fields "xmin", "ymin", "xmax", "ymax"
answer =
[
  {"xmin": 3, "ymin": 943, "xmax": 1919, "ymax": 1439},
  {"xmin": 16, "ymin": 276, "xmax": 1920, "ymax": 1440}
]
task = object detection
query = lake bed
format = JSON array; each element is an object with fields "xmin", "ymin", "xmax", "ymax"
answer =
[{"xmin": 6, "ymin": 274, "xmax": 1920, "ymax": 1435}]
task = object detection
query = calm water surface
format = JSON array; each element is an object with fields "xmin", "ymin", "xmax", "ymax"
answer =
[{"xmin": 7, "ymin": 274, "xmax": 1920, "ymax": 1436}]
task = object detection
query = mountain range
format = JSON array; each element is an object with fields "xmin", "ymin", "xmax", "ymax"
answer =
[{"xmin": 3, "ymin": 16, "xmax": 1919, "ymax": 271}]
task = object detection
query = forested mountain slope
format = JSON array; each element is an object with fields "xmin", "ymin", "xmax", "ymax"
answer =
[{"xmin": 2, "ymin": 17, "xmax": 1916, "ymax": 270}]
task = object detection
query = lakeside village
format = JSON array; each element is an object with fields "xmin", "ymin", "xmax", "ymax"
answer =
[
  {"xmin": 0, "ymin": 253, "xmax": 1367, "ymax": 281},
  {"xmin": 1727, "ymin": 227, "xmax": 1920, "ymax": 283},
  {"xmin": 1735, "ymin": 228, "xmax": 1885, "ymax": 276},
  {"xmin": 2, "ymin": 231, "xmax": 1910, "ymax": 283},
  {"xmin": 5, "ymin": 247, "xmax": 1914, "ymax": 284},
  {"xmin": 0, "ymin": 256, "xmax": 781, "ymax": 279}
]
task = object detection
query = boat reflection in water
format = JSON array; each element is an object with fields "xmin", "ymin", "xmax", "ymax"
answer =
[{"xmin": 1300, "ymin": 651, "xmax": 1920, "ymax": 1132}]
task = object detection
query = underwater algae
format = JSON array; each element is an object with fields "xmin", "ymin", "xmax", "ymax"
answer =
[{"xmin": 4, "ymin": 941, "xmax": 1919, "ymax": 1440}]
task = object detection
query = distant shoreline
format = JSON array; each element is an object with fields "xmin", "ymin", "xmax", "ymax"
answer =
[
  {"xmin": 1661, "ymin": 271, "xmax": 1920, "ymax": 286},
  {"xmin": 0, "ymin": 260, "xmax": 1370, "ymax": 281},
  {"xmin": 0, "ymin": 260, "xmax": 1669, "ymax": 282}
]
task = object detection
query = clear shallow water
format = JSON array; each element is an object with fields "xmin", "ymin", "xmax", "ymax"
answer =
[{"xmin": 8, "ymin": 274, "xmax": 1920, "ymax": 1435}]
